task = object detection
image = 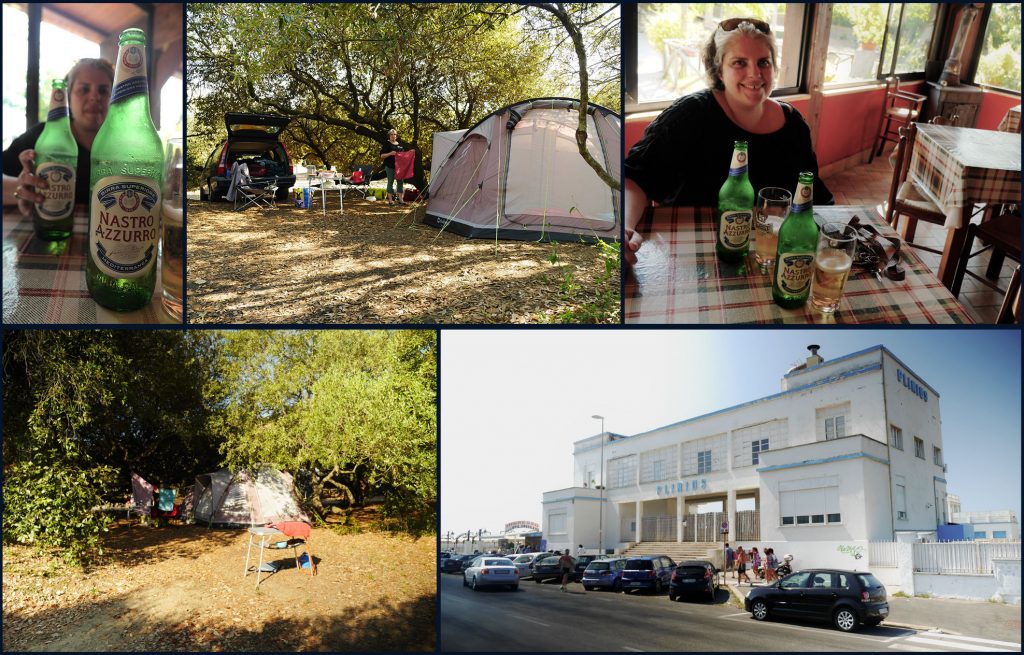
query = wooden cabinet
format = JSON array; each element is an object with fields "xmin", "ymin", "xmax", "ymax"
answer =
[{"xmin": 924, "ymin": 82, "xmax": 983, "ymax": 127}]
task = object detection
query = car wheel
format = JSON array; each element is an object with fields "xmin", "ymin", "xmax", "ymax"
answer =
[
  {"xmin": 470, "ymin": 576, "xmax": 479, "ymax": 591},
  {"xmin": 751, "ymin": 600, "xmax": 769, "ymax": 621},
  {"xmin": 199, "ymin": 185, "xmax": 208, "ymax": 201},
  {"xmin": 534, "ymin": 576, "xmax": 541, "ymax": 583},
  {"xmin": 275, "ymin": 188, "xmax": 289, "ymax": 201},
  {"xmin": 584, "ymin": 585, "xmax": 593, "ymax": 591},
  {"xmin": 462, "ymin": 575, "xmax": 468, "ymax": 587},
  {"xmin": 614, "ymin": 580, "xmax": 622, "ymax": 593},
  {"xmin": 668, "ymin": 593, "xmax": 677, "ymax": 602},
  {"xmin": 510, "ymin": 585, "xmax": 518, "ymax": 592},
  {"xmin": 833, "ymin": 607, "xmax": 859, "ymax": 632},
  {"xmin": 654, "ymin": 579, "xmax": 663, "ymax": 594}
]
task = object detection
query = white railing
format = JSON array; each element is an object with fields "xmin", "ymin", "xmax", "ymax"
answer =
[
  {"xmin": 913, "ymin": 541, "xmax": 1021, "ymax": 574},
  {"xmin": 952, "ymin": 511, "xmax": 1018, "ymax": 525},
  {"xmin": 869, "ymin": 541, "xmax": 902, "ymax": 567}
]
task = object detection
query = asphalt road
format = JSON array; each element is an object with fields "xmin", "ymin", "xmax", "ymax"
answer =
[{"xmin": 439, "ymin": 573, "xmax": 1019, "ymax": 652}]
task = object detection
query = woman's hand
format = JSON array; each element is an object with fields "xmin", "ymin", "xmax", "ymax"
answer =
[
  {"xmin": 14, "ymin": 149, "xmax": 47, "ymax": 217},
  {"xmin": 624, "ymin": 228, "xmax": 643, "ymax": 266}
]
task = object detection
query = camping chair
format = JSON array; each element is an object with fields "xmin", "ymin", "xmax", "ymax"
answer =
[
  {"xmin": 228, "ymin": 161, "xmax": 278, "ymax": 211},
  {"xmin": 340, "ymin": 165, "xmax": 373, "ymax": 199},
  {"xmin": 150, "ymin": 488, "xmax": 182, "ymax": 526}
]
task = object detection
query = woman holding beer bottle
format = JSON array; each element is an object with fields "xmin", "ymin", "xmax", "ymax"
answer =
[
  {"xmin": 3, "ymin": 58, "xmax": 114, "ymax": 215},
  {"xmin": 624, "ymin": 18, "xmax": 833, "ymax": 265}
]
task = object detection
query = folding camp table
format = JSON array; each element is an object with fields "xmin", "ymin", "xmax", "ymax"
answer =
[{"xmin": 243, "ymin": 526, "xmax": 313, "ymax": 588}]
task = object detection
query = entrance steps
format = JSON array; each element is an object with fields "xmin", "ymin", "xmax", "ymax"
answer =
[{"xmin": 621, "ymin": 541, "xmax": 723, "ymax": 564}]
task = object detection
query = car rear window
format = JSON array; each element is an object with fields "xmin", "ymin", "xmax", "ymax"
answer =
[
  {"xmin": 483, "ymin": 559, "xmax": 510, "ymax": 566},
  {"xmin": 679, "ymin": 565, "xmax": 707, "ymax": 575},
  {"xmin": 857, "ymin": 573, "xmax": 883, "ymax": 589},
  {"xmin": 625, "ymin": 559, "xmax": 654, "ymax": 570},
  {"xmin": 587, "ymin": 562, "xmax": 611, "ymax": 571},
  {"xmin": 539, "ymin": 556, "xmax": 560, "ymax": 565}
]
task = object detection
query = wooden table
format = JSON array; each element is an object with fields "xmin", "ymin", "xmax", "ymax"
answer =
[
  {"xmin": 998, "ymin": 105, "xmax": 1021, "ymax": 134},
  {"xmin": 907, "ymin": 123, "xmax": 1021, "ymax": 287},
  {"xmin": 625, "ymin": 206, "xmax": 974, "ymax": 324},
  {"xmin": 3, "ymin": 207, "xmax": 178, "ymax": 324}
]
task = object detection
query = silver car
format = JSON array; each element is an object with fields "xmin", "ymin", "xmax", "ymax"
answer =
[
  {"xmin": 510, "ymin": 552, "xmax": 552, "ymax": 579},
  {"xmin": 463, "ymin": 556, "xmax": 520, "ymax": 591}
]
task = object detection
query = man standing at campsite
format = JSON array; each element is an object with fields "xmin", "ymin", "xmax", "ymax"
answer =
[
  {"xmin": 558, "ymin": 549, "xmax": 575, "ymax": 592},
  {"xmin": 724, "ymin": 543, "xmax": 735, "ymax": 578}
]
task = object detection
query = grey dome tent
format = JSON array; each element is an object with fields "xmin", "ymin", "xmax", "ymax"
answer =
[
  {"xmin": 424, "ymin": 98, "xmax": 620, "ymax": 243},
  {"xmin": 192, "ymin": 466, "xmax": 309, "ymax": 527}
]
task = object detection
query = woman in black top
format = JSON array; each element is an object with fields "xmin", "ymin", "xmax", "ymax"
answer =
[
  {"xmin": 625, "ymin": 18, "xmax": 833, "ymax": 265},
  {"xmin": 379, "ymin": 128, "xmax": 405, "ymax": 205},
  {"xmin": 3, "ymin": 58, "xmax": 114, "ymax": 216}
]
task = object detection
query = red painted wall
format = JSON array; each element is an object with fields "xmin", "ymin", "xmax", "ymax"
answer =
[{"xmin": 975, "ymin": 92, "xmax": 1020, "ymax": 131}]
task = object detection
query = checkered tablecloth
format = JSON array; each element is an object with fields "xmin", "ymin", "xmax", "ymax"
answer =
[
  {"xmin": 3, "ymin": 207, "xmax": 177, "ymax": 324},
  {"xmin": 909, "ymin": 123, "xmax": 1021, "ymax": 229},
  {"xmin": 997, "ymin": 105, "xmax": 1021, "ymax": 134},
  {"xmin": 625, "ymin": 206, "xmax": 974, "ymax": 324}
]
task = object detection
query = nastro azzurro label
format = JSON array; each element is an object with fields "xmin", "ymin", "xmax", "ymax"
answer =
[
  {"xmin": 719, "ymin": 210, "xmax": 752, "ymax": 248},
  {"xmin": 36, "ymin": 162, "xmax": 75, "ymax": 220},
  {"xmin": 90, "ymin": 175, "xmax": 160, "ymax": 278},
  {"xmin": 775, "ymin": 253, "xmax": 815, "ymax": 295}
]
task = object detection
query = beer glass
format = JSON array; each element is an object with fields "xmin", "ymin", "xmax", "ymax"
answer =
[
  {"xmin": 161, "ymin": 138, "xmax": 184, "ymax": 321},
  {"xmin": 810, "ymin": 222, "xmax": 858, "ymax": 313},
  {"xmin": 753, "ymin": 187, "xmax": 791, "ymax": 273}
]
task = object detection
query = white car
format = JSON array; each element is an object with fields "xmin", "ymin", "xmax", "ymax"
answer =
[
  {"xmin": 510, "ymin": 552, "xmax": 550, "ymax": 579},
  {"xmin": 463, "ymin": 556, "xmax": 520, "ymax": 591}
]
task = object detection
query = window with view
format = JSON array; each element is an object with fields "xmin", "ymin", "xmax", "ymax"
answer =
[
  {"xmin": 974, "ymin": 3, "xmax": 1022, "ymax": 93},
  {"xmin": 631, "ymin": 3, "xmax": 806, "ymax": 108},
  {"xmin": 824, "ymin": 3, "xmax": 936, "ymax": 87},
  {"xmin": 890, "ymin": 425, "xmax": 903, "ymax": 450},
  {"xmin": 914, "ymin": 437, "xmax": 925, "ymax": 459}
]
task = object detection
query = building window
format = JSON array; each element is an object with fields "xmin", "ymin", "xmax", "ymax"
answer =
[
  {"xmin": 894, "ymin": 475, "xmax": 907, "ymax": 520},
  {"xmin": 549, "ymin": 513, "xmax": 566, "ymax": 535},
  {"xmin": 697, "ymin": 450, "xmax": 712, "ymax": 474},
  {"xmin": 914, "ymin": 437, "xmax": 925, "ymax": 459},
  {"xmin": 974, "ymin": 531, "xmax": 988, "ymax": 539},
  {"xmin": 890, "ymin": 425, "xmax": 903, "ymax": 450},
  {"xmin": 818, "ymin": 403, "xmax": 850, "ymax": 441},
  {"xmin": 993, "ymin": 531, "xmax": 1008, "ymax": 539},
  {"xmin": 779, "ymin": 479, "xmax": 841, "ymax": 526},
  {"xmin": 608, "ymin": 455, "xmax": 638, "ymax": 489},
  {"xmin": 640, "ymin": 445, "xmax": 677, "ymax": 483},
  {"xmin": 751, "ymin": 439, "xmax": 769, "ymax": 466},
  {"xmin": 825, "ymin": 3, "xmax": 937, "ymax": 88},
  {"xmin": 627, "ymin": 3, "xmax": 808, "ymax": 109},
  {"xmin": 973, "ymin": 3, "xmax": 1022, "ymax": 93},
  {"xmin": 933, "ymin": 446, "xmax": 942, "ymax": 466}
]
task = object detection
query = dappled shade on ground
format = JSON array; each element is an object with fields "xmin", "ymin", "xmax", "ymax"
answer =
[
  {"xmin": 2, "ymin": 524, "xmax": 435, "ymax": 651},
  {"xmin": 186, "ymin": 199, "xmax": 618, "ymax": 324}
]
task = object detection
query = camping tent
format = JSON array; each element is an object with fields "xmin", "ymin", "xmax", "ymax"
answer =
[
  {"xmin": 425, "ymin": 97, "xmax": 620, "ymax": 242},
  {"xmin": 192, "ymin": 466, "xmax": 309, "ymax": 527}
]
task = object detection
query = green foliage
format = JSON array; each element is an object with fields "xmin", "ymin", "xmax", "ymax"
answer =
[
  {"xmin": 3, "ymin": 457, "xmax": 116, "ymax": 566},
  {"xmin": 977, "ymin": 42, "xmax": 1022, "ymax": 92},
  {"xmin": 547, "ymin": 238, "xmax": 620, "ymax": 324},
  {"xmin": 642, "ymin": 6, "xmax": 686, "ymax": 60},
  {"xmin": 833, "ymin": 3, "xmax": 888, "ymax": 48}
]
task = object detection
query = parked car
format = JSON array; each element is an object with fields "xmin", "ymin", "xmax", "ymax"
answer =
[
  {"xmin": 460, "ymin": 555, "xmax": 479, "ymax": 573},
  {"xmin": 574, "ymin": 555, "xmax": 599, "ymax": 581},
  {"xmin": 620, "ymin": 555, "xmax": 677, "ymax": 594},
  {"xmin": 511, "ymin": 552, "xmax": 552, "ymax": 579},
  {"xmin": 532, "ymin": 555, "xmax": 575, "ymax": 584},
  {"xmin": 441, "ymin": 554, "xmax": 469, "ymax": 574},
  {"xmin": 744, "ymin": 569, "xmax": 889, "ymax": 632},
  {"xmin": 463, "ymin": 556, "xmax": 519, "ymax": 591},
  {"xmin": 669, "ymin": 560, "xmax": 719, "ymax": 601},
  {"xmin": 581, "ymin": 557, "xmax": 627, "ymax": 591},
  {"xmin": 199, "ymin": 112, "xmax": 296, "ymax": 201}
]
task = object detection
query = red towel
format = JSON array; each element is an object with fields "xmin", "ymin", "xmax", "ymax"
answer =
[
  {"xmin": 394, "ymin": 150, "xmax": 416, "ymax": 181},
  {"xmin": 269, "ymin": 521, "xmax": 311, "ymax": 539}
]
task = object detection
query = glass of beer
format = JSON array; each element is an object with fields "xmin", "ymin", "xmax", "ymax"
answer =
[
  {"xmin": 160, "ymin": 138, "xmax": 184, "ymax": 322},
  {"xmin": 753, "ymin": 187, "xmax": 791, "ymax": 273},
  {"xmin": 810, "ymin": 222, "xmax": 858, "ymax": 313}
]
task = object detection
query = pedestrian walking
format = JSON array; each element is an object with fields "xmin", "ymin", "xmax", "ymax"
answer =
[
  {"xmin": 750, "ymin": 547, "xmax": 761, "ymax": 580},
  {"xmin": 736, "ymin": 546, "xmax": 750, "ymax": 585},
  {"xmin": 765, "ymin": 548, "xmax": 778, "ymax": 582},
  {"xmin": 577, "ymin": 544, "xmax": 586, "ymax": 556},
  {"xmin": 558, "ymin": 549, "xmax": 575, "ymax": 592},
  {"xmin": 724, "ymin": 543, "xmax": 735, "ymax": 578}
]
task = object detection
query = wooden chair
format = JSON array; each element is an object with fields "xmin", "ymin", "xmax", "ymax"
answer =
[
  {"xmin": 869, "ymin": 77, "xmax": 926, "ymax": 163},
  {"xmin": 884, "ymin": 122, "xmax": 947, "ymax": 252},
  {"xmin": 950, "ymin": 212, "xmax": 1022, "ymax": 323}
]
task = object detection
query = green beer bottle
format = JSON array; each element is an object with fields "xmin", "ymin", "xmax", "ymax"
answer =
[
  {"xmin": 716, "ymin": 141, "xmax": 755, "ymax": 263},
  {"xmin": 87, "ymin": 28, "xmax": 164, "ymax": 311},
  {"xmin": 772, "ymin": 171, "xmax": 819, "ymax": 308},
  {"xmin": 33, "ymin": 79, "xmax": 78, "ymax": 240}
]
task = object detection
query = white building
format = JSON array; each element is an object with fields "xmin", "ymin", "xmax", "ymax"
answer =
[
  {"xmin": 542, "ymin": 345, "xmax": 950, "ymax": 568},
  {"xmin": 952, "ymin": 510, "xmax": 1020, "ymax": 541}
]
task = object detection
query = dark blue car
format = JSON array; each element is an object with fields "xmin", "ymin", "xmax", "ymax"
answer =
[
  {"xmin": 581, "ymin": 557, "xmax": 627, "ymax": 591},
  {"xmin": 620, "ymin": 555, "xmax": 677, "ymax": 594}
]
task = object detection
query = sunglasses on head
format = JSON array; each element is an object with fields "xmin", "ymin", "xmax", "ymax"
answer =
[{"xmin": 718, "ymin": 18, "xmax": 771, "ymax": 34}]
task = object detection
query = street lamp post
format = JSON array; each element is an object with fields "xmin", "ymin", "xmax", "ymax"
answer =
[{"xmin": 592, "ymin": 414, "xmax": 605, "ymax": 556}]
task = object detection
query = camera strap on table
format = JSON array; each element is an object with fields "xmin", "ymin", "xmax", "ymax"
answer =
[{"xmin": 847, "ymin": 215, "xmax": 906, "ymax": 281}]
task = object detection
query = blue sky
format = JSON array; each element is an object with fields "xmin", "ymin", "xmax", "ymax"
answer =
[{"xmin": 440, "ymin": 329, "xmax": 1021, "ymax": 536}]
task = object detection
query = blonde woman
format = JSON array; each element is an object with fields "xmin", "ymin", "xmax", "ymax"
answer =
[{"xmin": 379, "ymin": 128, "xmax": 405, "ymax": 205}]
